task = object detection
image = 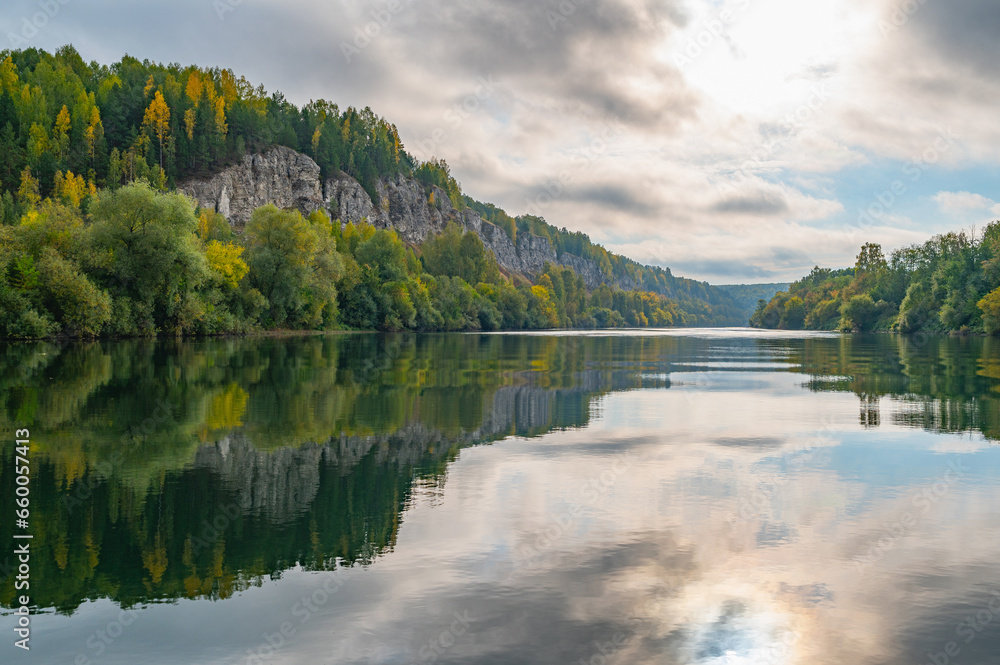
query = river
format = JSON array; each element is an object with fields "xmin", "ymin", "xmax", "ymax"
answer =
[{"xmin": 1, "ymin": 330, "xmax": 999, "ymax": 664}]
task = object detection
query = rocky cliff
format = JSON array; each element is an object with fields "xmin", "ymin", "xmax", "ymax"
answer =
[{"xmin": 180, "ymin": 146, "xmax": 611, "ymax": 289}]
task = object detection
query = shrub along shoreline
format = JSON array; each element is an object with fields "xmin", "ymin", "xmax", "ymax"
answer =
[
  {"xmin": 1, "ymin": 183, "xmax": 705, "ymax": 339},
  {"xmin": 751, "ymin": 233, "xmax": 1000, "ymax": 335}
]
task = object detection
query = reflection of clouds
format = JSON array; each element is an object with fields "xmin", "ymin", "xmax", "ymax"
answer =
[
  {"xmin": 312, "ymin": 371, "xmax": 1000, "ymax": 665},
  {"xmin": 927, "ymin": 438, "xmax": 993, "ymax": 455},
  {"xmin": 9, "ymin": 359, "xmax": 1000, "ymax": 664}
]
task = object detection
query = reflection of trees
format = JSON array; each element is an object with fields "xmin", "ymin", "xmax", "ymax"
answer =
[
  {"xmin": 795, "ymin": 335, "xmax": 1000, "ymax": 439},
  {"xmin": 2, "ymin": 332, "xmax": 997, "ymax": 613},
  {"xmin": 0, "ymin": 334, "xmax": 667, "ymax": 612},
  {"xmin": 859, "ymin": 393, "xmax": 880, "ymax": 428}
]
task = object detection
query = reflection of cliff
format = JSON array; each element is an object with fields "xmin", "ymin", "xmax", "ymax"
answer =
[
  {"xmin": 2, "ymin": 332, "xmax": 998, "ymax": 614},
  {"xmin": 191, "ymin": 373, "xmax": 653, "ymax": 523},
  {"xmin": 0, "ymin": 363, "xmax": 658, "ymax": 613},
  {"xmin": 193, "ymin": 437, "xmax": 325, "ymax": 522}
]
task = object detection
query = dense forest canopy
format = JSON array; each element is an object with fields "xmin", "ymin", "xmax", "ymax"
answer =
[
  {"xmin": 751, "ymin": 227, "xmax": 1000, "ymax": 335},
  {"xmin": 0, "ymin": 46, "xmax": 753, "ymax": 338},
  {"xmin": 0, "ymin": 45, "xmax": 410, "ymax": 206}
]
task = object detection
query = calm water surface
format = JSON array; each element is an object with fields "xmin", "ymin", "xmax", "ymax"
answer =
[{"xmin": 2, "ymin": 330, "xmax": 1000, "ymax": 664}]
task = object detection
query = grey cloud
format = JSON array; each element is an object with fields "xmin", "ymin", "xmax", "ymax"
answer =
[
  {"xmin": 907, "ymin": 0, "xmax": 1000, "ymax": 80},
  {"xmin": 841, "ymin": 0, "xmax": 1000, "ymax": 157},
  {"xmin": 7, "ymin": 0, "xmax": 997, "ymax": 287},
  {"xmin": 524, "ymin": 182, "xmax": 662, "ymax": 217},
  {"xmin": 669, "ymin": 259, "xmax": 778, "ymax": 281},
  {"xmin": 382, "ymin": 0, "xmax": 699, "ymax": 130},
  {"xmin": 668, "ymin": 244, "xmax": 815, "ymax": 282},
  {"xmin": 27, "ymin": 0, "xmax": 702, "ymax": 173},
  {"xmin": 712, "ymin": 191, "xmax": 789, "ymax": 216},
  {"xmin": 767, "ymin": 247, "xmax": 813, "ymax": 263}
]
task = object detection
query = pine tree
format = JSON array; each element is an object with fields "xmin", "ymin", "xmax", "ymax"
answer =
[{"xmin": 107, "ymin": 148, "xmax": 122, "ymax": 190}]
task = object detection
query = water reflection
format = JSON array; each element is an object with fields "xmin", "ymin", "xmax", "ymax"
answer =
[{"xmin": 0, "ymin": 331, "xmax": 998, "ymax": 664}]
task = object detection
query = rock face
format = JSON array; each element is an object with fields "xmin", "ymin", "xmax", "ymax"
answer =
[
  {"xmin": 181, "ymin": 146, "xmax": 325, "ymax": 224},
  {"xmin": 181, "ymin": 147, "xmax": 613, "ymax": 289}
]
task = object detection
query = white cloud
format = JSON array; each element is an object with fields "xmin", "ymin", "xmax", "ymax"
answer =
[{"xmin": 933, "ymin": 191, "xmax": 996, "ymax": 213}]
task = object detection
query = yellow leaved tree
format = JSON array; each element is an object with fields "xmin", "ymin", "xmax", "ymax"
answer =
[
  {"xmin": 142, "ymin": 91, "xmax": 171, "ymax": 170},
  {"xmin": 53, "ymin": 105, "xmax": 71, "ymax": 160},
  {"xmin": 184, "ymin": 69, "xmax": 203, "ymax": 143},
  {"xmin": 84, "ymin": 106, "xmax": 103, "ymax": 166},
  {"xmin": 205, "ymin": 240, "xmax": 249, "ymax": 288},
  {"xmin": 53, "ymin": 170, "xmax": 94, "ymax": 209},
  {"xmin": 17, "ymin": 167, "xmax": 40, "ymax": 207}
]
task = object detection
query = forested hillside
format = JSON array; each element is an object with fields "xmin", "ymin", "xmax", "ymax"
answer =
[
  {"xmin": 716, "ymin": 283, "xmax": 789, "ymax": 322},
  {"xmin": 751, "ymin": 230, "xmax": 1000, "ymax": 334},
  {"xmin": 0, "ymin": 46, "xmax": 746, "ymax": 338}
]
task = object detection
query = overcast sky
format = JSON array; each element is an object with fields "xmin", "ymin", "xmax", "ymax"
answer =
[{"xmin": 3, "ymin": 0, "xmax": 999, "ymax": 283}]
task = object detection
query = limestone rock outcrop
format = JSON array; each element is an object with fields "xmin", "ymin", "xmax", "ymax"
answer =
[
  {"xmin": 181, "ymin": 146, "xmax": 325, "ymax": 225},
  {"xmin": 181, "ymin": 147, "xmax": 612, "ymax": 289}
]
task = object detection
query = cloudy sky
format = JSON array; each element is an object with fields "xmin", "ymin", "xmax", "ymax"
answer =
[{"xmin": 3, "ymin": 0, "xmax": 999, "ymax": 283}]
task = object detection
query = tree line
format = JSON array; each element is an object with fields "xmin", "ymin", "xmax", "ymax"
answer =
[
  {"xmin": 0, "ymin": 183, "xmax": 721, "ymax": 338},
  {"xmin": 0, "ymin": 45, "xmax": 745, "ymax": 334},
  {"xmin": 751, "ymin": 226, "xmax": 1000, "ymax": 334}
]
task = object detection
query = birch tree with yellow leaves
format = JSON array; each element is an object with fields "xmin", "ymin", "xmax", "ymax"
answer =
[{"xmin": 143, "ymin": 91, "xmax": 171, "ymax": 170}]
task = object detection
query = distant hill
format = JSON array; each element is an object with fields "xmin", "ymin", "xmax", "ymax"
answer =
[{"xmin": 716, "ymin": 283, "xmax": 791, "ymax": 324}]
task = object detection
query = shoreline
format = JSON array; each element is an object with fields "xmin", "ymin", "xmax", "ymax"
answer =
[{"xmin": 4, "ymin": 327, "xmax": 999, "ymax": 344}]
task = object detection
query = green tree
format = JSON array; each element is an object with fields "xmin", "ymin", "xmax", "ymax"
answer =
[
  {"xmin": 979, "ymin": 288, "xmax": 1000, "ymax": 335},
  {"xmin": 244, "ymin": 205, "xmax": 340, "ymax": 328},
  {"xmin": 89, "ymin": 183, "xmax": 209, "ymax": 334},
  {"xmin": 781, "ymin": 297, "xmax": 807, "ymax": 329},
  {"xmin": 36, "ymin": 248, "xmax": 112, "ymax": 336},
  {"xmin": 840, "ymin": 294, "xmax": 879, "ymax": 332}
]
